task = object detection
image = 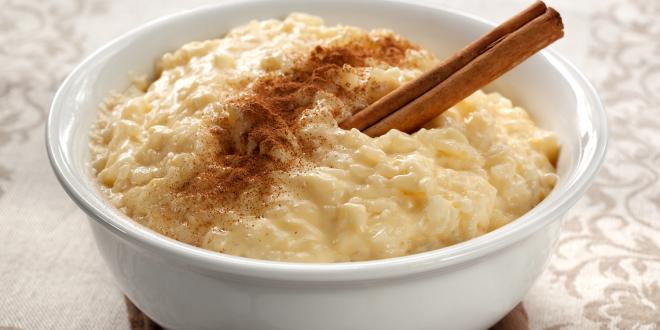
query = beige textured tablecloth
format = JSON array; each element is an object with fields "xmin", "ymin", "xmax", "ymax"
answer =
[{"xmin": 1, "ymin": 0, "xmax": 659, "ymax": 329}]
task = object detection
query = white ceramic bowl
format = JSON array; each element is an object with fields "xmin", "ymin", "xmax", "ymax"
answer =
[{"xmin": 46, "ymin": 1, "xmax": 607, "ymax": 329}]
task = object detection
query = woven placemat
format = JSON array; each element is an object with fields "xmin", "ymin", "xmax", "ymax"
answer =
[{"xmin": 125, "ymin": 297, "xmax": 528, "ymax": 329}]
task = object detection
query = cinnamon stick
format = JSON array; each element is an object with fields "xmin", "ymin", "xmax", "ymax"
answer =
[{"xmin": 340, "ymin": 2, "xmax": 564, "ymax": 137}]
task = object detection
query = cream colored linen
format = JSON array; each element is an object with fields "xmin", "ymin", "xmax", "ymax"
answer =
[{"xmin": 0, "ymin": 0, "xmax": 658, "ymax": 328}]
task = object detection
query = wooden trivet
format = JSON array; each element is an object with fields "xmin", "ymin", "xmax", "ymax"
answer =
[{"xmin": 125, "ymin": 297, "xmax": 528, "ymax": 329}]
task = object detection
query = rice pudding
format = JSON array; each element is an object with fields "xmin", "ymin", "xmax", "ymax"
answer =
[{"xmin": 90, "ymin": 13, "xmax": 559, "ymax": 262}]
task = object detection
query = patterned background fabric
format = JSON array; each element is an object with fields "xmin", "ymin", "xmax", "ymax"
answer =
[{"xmin": 0, "ymin": 0, "xmax": 658, "ymax": 329}]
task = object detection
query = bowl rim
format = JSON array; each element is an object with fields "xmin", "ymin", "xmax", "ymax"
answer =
[{"xmin": 46, "ymin": 0, "xmax": 608, "ymax": 282}]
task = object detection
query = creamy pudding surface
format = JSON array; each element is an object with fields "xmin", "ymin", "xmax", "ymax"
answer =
[{"xmin": 90, "ymin": 13, "xmax": 559, "ymax": 262}]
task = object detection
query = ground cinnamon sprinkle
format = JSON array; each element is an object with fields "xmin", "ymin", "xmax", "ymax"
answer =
[{"xmin": 175, "ymin": 34, "xmax": 415, "ymax": 220}]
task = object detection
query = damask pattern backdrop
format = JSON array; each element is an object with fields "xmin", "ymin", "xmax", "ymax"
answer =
[{"xmin": 0, "ymin": 0, "xmax": 658, "ymax": 329}]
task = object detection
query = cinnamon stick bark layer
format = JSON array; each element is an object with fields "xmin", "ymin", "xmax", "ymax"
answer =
[{"xmin": 340, "ymin": 1, "xmax": 564, "ymax": 137}]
